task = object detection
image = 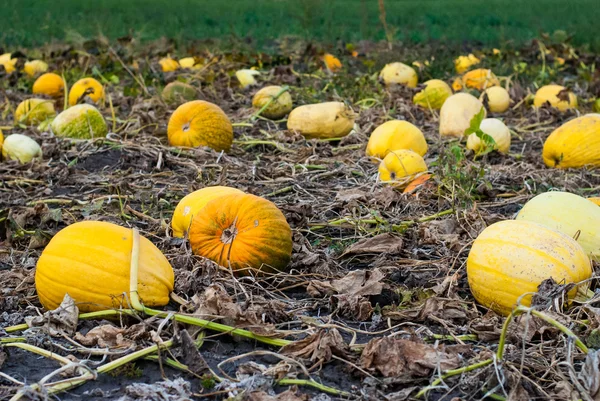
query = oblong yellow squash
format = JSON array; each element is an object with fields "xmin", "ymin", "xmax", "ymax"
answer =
[
  {"xmin": 412, "ymin": 79, "xmax": 453, "ymax": 110},
  {"xmin": 533, "ymin": 85, "xmax": 577, "ymax": 111},
  {"xmin": 366, "ymin": 120, "xmax": 427, "ymax": 161},
  {"xmin": 466, "ymin": 118, "xmax": 511, "ymax": 154},
  {"xmin": 515, "ymin": 191, "xmax": 600, "ymax": 260},
  {"xmin": 467, "ymin": 219, "xmax": 592, "ymax": 316},
  {"xmin": 171, "ymin": 186, "xmax": 244, "ymax": 238},
  {"xmin": 542, "ymin": 114, "xmax": 600, "ymax": 168},
  {"xmin": 378, "ymin": 149, "xmax": 428, "ymax": 187},
  {"xmin": 35, "ymin": 221, "xmax": 174, "ymax": 312},
  {"xmin": 287, "ymin": 102, "xmax": 356, "ymax": 139},
  {"xmin": 439, "ymin": 93, "xmax": 486, "ymax": 138}
]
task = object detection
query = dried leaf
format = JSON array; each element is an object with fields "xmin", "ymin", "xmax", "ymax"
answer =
[
  {"xmin": 341, "ymin": 234, "xmax": 403, "ymax": 256},
  {"xmin": 331, "ymin": 269, "xmax": 385, "ymax": 297},
  {"xmin": 118, "ymin": 378, "xmax": 193, "ymax": 401},
  {"xmin": 74, "ymin": 323, "xmax": 147, "ymax": 349},
  {"xmin": 281, "ymin": 328, "xmax": 349, "ymax": 364},
  {"xmin": 580, "ymin": 350, "xmax": 600, "ymax": 396},
  {"xmin": 245, "ymin": 389, "xmax": 309, "ymax": 401},
  {"xmin": 335, "ymin": 188, "xmax": 367, "ymax": 203},
  {"xmin": 26, "ymin": 293, "xmax": 79, "ymax": 336},
  {"xmin": 178, "ymin": 330, "xmax": 209, "ymax": 375}
]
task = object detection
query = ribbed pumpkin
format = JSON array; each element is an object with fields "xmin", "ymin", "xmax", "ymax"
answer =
[
  {"xmin": 378, "ymin": 149, "xmax": 428, "ymax": 187},
  {"xmin": 167, "ymin": 100, "xmax": 233, "ymax": 151},
  {"xmin": 252, "ymin": 86, "xmax": 293, "ymax": 120},
  {"xmin": 171, "ymin": 186, "xmax": 244, "ymax": 238},
  {"xmin": 379, "ymin": 62, "xmax": 418, "ymax": 88},
  {"xmin": 69, "ymin": 78, "xmax": 105, "ymax": 106},
  {"xmin": 466, "ymin": 118, "xmax": 511, "ymax": 154},
  {"xmin": 467, "ymin": 220, "xmax": 592, "ymax": 316},
  {"xmin": 366, "ymin": 120, "xmax": 428, "ymax": 162},
  {"xmin": 542, "ymin": 114, "xmax": 600, "ymax": 168},
  {"xmin": 413, "ymin": 79, "xmax": 453, "ymax": 110},
  {"xmin": 515, "ymin": 191, "xmax": 600, "ymax": 260},
  {"xmin": 162, "ymin": 82, "xmax": 197, "ymax": 104},
  {"xmin": 33, "ymin": 73, "xmax": 65, "ymax": 98},
  {"xmin": 461, "ymin": 69, "xmax": 500, "ymax": 90},
  {"xmin": 287, "ymin": 102, "xmax": 356, "ymax": 139},
  {"xmin": 15, "ymin": 98, "xmax": 56, "ymax": 125},
  {"xmin": 439, "ymin": 93, "xmax": 486, "ymax": 138},
  {"xmin": 482, "ymin": 86, "xmax": 510, "ymax": 113},
  {"xmin": 189, "ymin": 193, "xmax": 293, "ymax": 274},
  {"xmin": 35, "ymin": 221, "xmax": 174, "ymax": 312},
  {"xmin": 533, "ymin": 85, "xmax": 577, "ymax": 111}
]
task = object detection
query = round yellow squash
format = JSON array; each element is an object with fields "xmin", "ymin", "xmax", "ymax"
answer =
[
  {"xmin": 515, "ymin": 191, "xmax": 600, "ymax": 260},
  {"xmin": 33, "ymin": 73, "xmax": 65, "ymax": 98},
  {"xmin": 466, "ymin": 118, "xmax": 511, "ymax": 154},
  {"xmin": 366, "ymin": 120, "xmax": 427, "ymax": 162},
  {"xmin": 542, "ymin": 114, "xmax": 600, "ymax": 168},
  {"xmin": 287, "ymin": 102, "xmax": 356, "ymax": 139},
  {"xmin": 15, "ymin": 98, "xmax": 56, "ymax": 125},
  {"xmin": 167, "ymin": 100, "xmax": 233, "ymax": 151},
  {"xmin": 482, "ymin": 86, "xmax": 510, "ymax": 113},
  {"xmin": 69, "ymin": 77, "xmax": 105, "ymax": 106},
  {"xmin": 252, "ymin": 86, "xmax": 293, "ymax": 120},
  {"xmin": 413, "ymin": 79, "xmax": 453, "ymax": 110},
  {"xmin": 378, "ymin": 149, "xmax": 428, "ymax": 187},
  {"xmin": 171, "ymin": 186, "xmax": 244, "ymax": 238},
  {"xmin": 162, "ymin": 82, "xmax": 197, "ymax": 104},
  {"xmin": 35, "ymin": 221, "xmax": 174, "ymax": 312},
  {"xmin": 379, "ymin": 62, "xmax": 418, "ymax": 88},
  {"xmin": 461, "ymin": 69, "xmax": 500, "ymax": 90},
  {"xmin": 439, "ymin": 93, "xmax": 486, "ymax": 138},
  {"xmin": 467, "ymin": 219, "xmax": 591, "ymax": 316},
  {"xmin": 533, "ymin": 85, "xmax": 577, "ymax": 111}
]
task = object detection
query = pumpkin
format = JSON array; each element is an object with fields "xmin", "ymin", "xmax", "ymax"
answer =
[
  {"xmin": 467, "ymin": 219, "xmax": 591, "ymax": 316},
  {"xmin": 0, "ymin": 53, "xmax": 17, "ymax": 74},
  {"xmin": 35, "ymin": 221, "xmax": 174, "ymax": 312},
  {"xmin": 439, "ymin": 93, "xmax": 486, "ymax": 138},
  {"xmin": 167, "ymin": 100, "xmax": 233, "ymax": 151},
  {"xmin": 33, "ymin": 73, "xmax": 65, "ymax": 98},
  {"xmin": 23, "ymin": 60, "xmax": 49, "ymax": 77},
  {"xmin": 69, "ymin": 78, "xmax": 105, "ymax": 106},
  {"xmin": 454, "ymin": 54, "xmax": 480, "ymax": 73},
  {"xmin": 588, "ymin": 197, "xmax": 600, "ymax": 206},
  {"xmin": 366, "ymin": 120, "xmax": 428, "ymax": 162},
  {"xmin": 323, "ymin": 53, "xmax": 342, "ymax": 73},
  {"xmin": 482, "ymin": 86, "xmax": 510, "ymax": 113},
  {"xmin": 287, "ymin": 102, "xmax": 356, "ymax": 139},
  {"xmin": 15, "ymin": 98, "xmax": 56, "ymax": 125},
  {"xmin": 51, "ymin": 104, "xmax": 108, "ymax": 139},
  {"xmin": 159, "ymin": 57, "xmax": 180, "ymax": 72},
  {"xmin": 178, "ymin": 57, "xmax": 196, "ymax": 68},
  {"xmin": 466, "ymin": 118, "xmax": 511, "ymax": 154},
  {"xmin": 162, "ymin": 82, "xmax": 197, "ymax": 104},
  {"xmin": 413, "ymin": 79, "xmax": 453, "ymax": 110},
  {"xmin": 2, "ymin": 134, "xmax": 42, "ymax": 163},
  {"xmin": 515, "ymin": 191, "xmax": 600, "ymax": 260},
  {"xmin": 252, "ymin": 86, "xmax": 293, "ymax": 120},
  {"xmin": 171, "ymin": 186, "xmax": 245, "ymax": 238},
  {"xmin": 542, "ymin": 114, "xmax": 600, "ymax": 168},
  {"xmin": 236, "ymin": 69, "xmax": 260, "ymax": 88},
  {"xmin": 378, "ymin": 149, "xmax": 428, "ymax": 187},
  {"xmin": 461, "ymin": 69, "xmax": 500, "ymax": 90},
  {"xmin": 533, "ymin": 85, "xmax": 577, "ymax": 111},
  {"xmin": 379, "ymin": 62, "xmax": 418, "ymax": 88},
  {"xmin": 189, "ymin": 193, "xmax": 293, "ymax": 274}
]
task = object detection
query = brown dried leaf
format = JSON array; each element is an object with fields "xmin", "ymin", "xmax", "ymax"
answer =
[
  {"xmin": 336, "ymin": 294, "xmax": 374, "ymax": 321},
  {"xmin": 26, "ymin": 293, "xmax": 79, "ymax": 336},
  {"xmin": 341, "ymin": 233, "xmax": 403, "ymax": 256},
  {"xmin": 360, "ymin": 337, "xmax": 462, "ymax": 377},
  {"xmin": 178, "ymin": 330, "xmax": 209, "ymax": 375},
  {"xmin": 335, "ymin": 188, "xmax": 367, "ymax": 203},
  {"xmin": 331, "ymin": 269, "xmax": 385, "ymax": 297},
  {"xmin": 580, "ymin": 350, "xmax": 600, "ymax": 396},
  {"xmin": 244, "ymin": 389, "xmax": 309, "ymax": 401},
  {"xmin": 281, "ymin": 328, "xmax": 349, "ymax": 364},
  {"xmin": 74, "ymin": 323, "xmax": 147, "ymax": 349}
]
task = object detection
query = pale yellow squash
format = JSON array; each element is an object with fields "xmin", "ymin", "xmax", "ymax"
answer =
[
  {"xmin": 482, "ymin": 86, "xmax": 510, "ymax": 113},
  {"xmin": 533, "ymin": 85, "xmax": 577, "ymax": 111},
  {"xmin": 287, "ymin": 102, "xmax": 356, "ymax": 139},
  {"xmin": 413, "ymin": 79, "xmax": 453, "ymax": 110},
  {"xmin": 466, "ymin": 118, "xmax": 511, "ymax": 154},
  {"xmin": 379, "ymin": 62, "xmax": 418, "ymax": 88},
  {"xmin": 439, "ymin": 93, "xmax": 486, "ymax": 138}
]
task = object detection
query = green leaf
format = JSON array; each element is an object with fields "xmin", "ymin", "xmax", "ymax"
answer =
[{"xmin": 464, "ymin": 107, "xmax": 485, "ymax": 136}]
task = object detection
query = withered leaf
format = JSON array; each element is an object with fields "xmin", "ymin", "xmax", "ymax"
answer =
[
  {"xmin": 26, "ymin": 293, "xmax": 79, "ymax": 336},
  {"xmin": 579, "ymin": 349, "xmax": 600, "ymax": 396},
  {"xmin": 281, "ymin": 328, "xmax": 349, "ymax": 364},
  {"xmin": 341, "ymin": 233, "xmax": 403, "ymax": 256},
  {"xmin": 331, "ymin": 269, "xmax": 385, "ymax": 297},
  {"xmin": 178, "ymin": 330, "xmax": 209, "ymax": 375},
  {"xmin": 74, "ymin": 323, "xmax": 147, "ymax": 349},
  {"xmin": 244, "ymin": 389, "xmax": 309, "ymax": 401},
  {"xmin": 335, "ymin": 188, "xmax": 367, "ymax": 203}
]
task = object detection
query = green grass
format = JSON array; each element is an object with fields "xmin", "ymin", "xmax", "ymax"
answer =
[{"xmin": 1, "ymin": 0, "xmax": 598, "ymax": 50}]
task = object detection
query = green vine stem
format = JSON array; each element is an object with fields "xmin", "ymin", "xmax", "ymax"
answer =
[{"xmin": 415, "ymin": 358, "xmax": 494, "ymax": 398}]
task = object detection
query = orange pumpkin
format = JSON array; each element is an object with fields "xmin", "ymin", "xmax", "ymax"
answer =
[
  {"xmin": 167, "ymin": 100, "xmax": 233, "ymax": 152},
  {"xmin": 189, "ymin": 193, "xmax": 293, "ymax": 274},
  {"xmin": 33, "ymin": 73, "xmax": 65, "ymax": 98}
]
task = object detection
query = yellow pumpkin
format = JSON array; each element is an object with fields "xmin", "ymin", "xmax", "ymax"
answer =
[
  {"xmin": 35, "ymin": 221, "xmax": 175, "ymax": 312},
  {"xmin": 159, "ymin": 57, "xmax": 180, "ymax": 72},
  {"xmin": 542, "ymin": 114, "xmax": 600, "ymax": 168},
  {"xmin": 323, "ymin": 53, "xmax": 342, "ymax": 73},
  {"xmin": 588, "ymin": 197, "xmax": 600, "ymax": 206},
  {"xmin": 439, "ymin": 93, "xmax": 486, "ymax": 138},
  {"xmin": 0, "ymin": 129, "xmax": 3, "ymax": 150},
  {"xmin": 467, "ymin": 219, "xmax": 591, "ymax": 316},
  {"xmin": 378, "ymin": 149, "xmax": 428, "ymax": 187},
  {"xmin": 33, "ymin": 73, "xmax": 65, "ymax": 98},
  {"xmin": 482, "ymin": 86, "xmax": 510, "ymax": 113},
  {"xmin": 287, "ymin": 102, "xmax": 356, "ymax": 139},
  {"xmin": 379, "ymin": 62, "xmax": 418, "ymax": 88},
  {"xmin": 461, "ymin": 69, "xmax": 500, "ymax": 90},
  {"xmin": 178, "ymin": 57, "xmax": 196, "ymax": 68},
  {"xmin": 162, "ymin": 82, "xmax": 197, "ymax": 104},
  {"xmin": 252, "ymin": 86, "xmax": 293, "ymax": 120},
  {"xmin": 171, "ymin": 186, "xmax": 244, "ymax": 238},
  {"xmin": 533, "ymin": 85, "xmax": 577, "ymax": 111},
  {"xmin": 412, "ymin": 79, "xmax": 453, "ymax": 110},
  {"xmin": 0, "ymin": 53, "xmax": 17, "ymax": 74},
  {"xmin": 23, "ymin": 60, "xmax": 49, "ymax": 77},
  {"xmin": 515, "ymin": 191, "xmax": 600, "ymax": 260},
  {"xmin": 189, "ymin": 193, "xmax": 293, "ymax": 274},
  {"xmin": 366, "ymin": 120, "xmax": 427, "ymax": 162},
  {"xmin": 167, "ymin": 100, "xmax": 233, "ymax": 151},
  {"xmin": 466, "ymin": 118, "xmax": 511, "ymax": 154},
  {"xmin": 454, "ymin": 54, "xmax": 480, "ymax": 74},
  {"xmin": 68, "ymin": 77, "xmax": 104, "ymax": 106},
  {"xmin": 14, "ymin": 98, "xmax": 56, "ymax": 125}
]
